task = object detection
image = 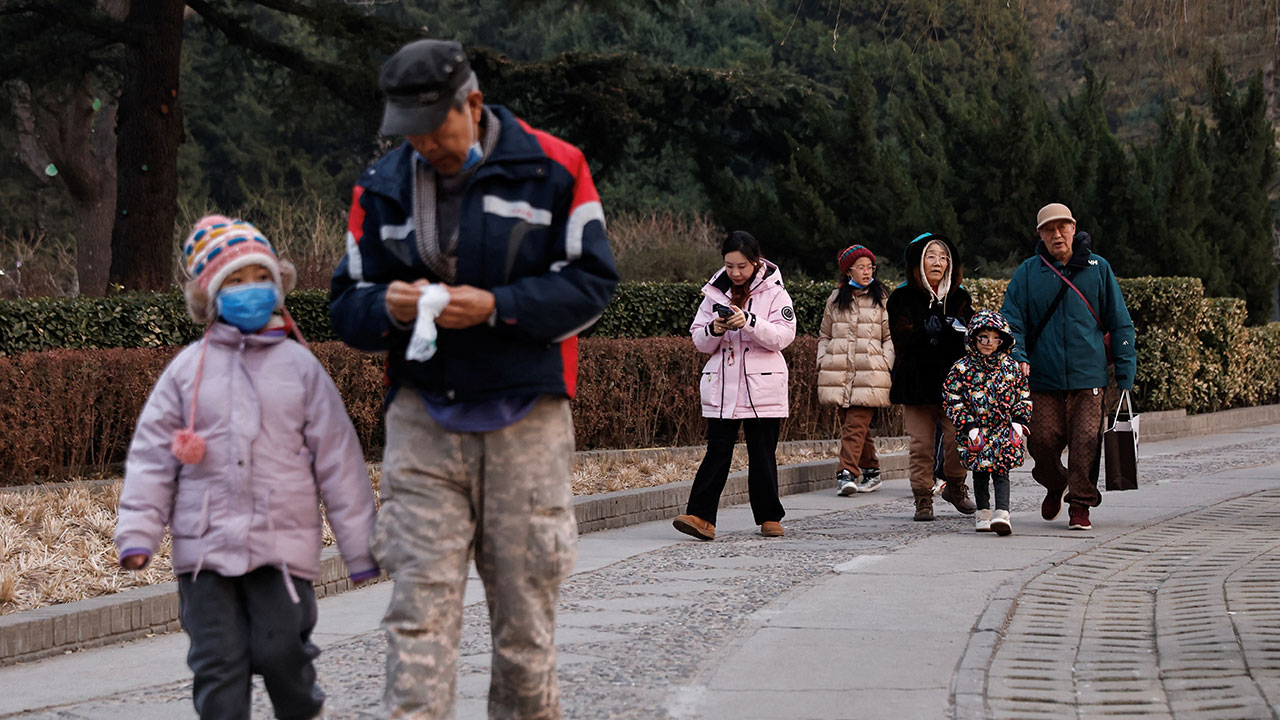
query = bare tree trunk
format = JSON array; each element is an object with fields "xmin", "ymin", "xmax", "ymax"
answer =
[
  {"xmin": 7, "ymin": 80, "xmax": 118, "ymax": 296},
  {"xmin": 71, "ymin": 96, "xmax": 118, "ymax": 297},
  {"xmin": 108, "ymin": 0, "xmax": 185, "ymax": 292}
]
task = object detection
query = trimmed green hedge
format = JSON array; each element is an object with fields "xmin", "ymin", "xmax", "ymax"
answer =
[
  {"xmin": 3, "ymin": 277, "xmax": 1276, "ymax": 416},
  {"xmin": 0, "ymin": 278, "xmax": 1014, "ymax": 354},
  {"xmin": 0, "ymin": 290, "xmax": 340, "ymax": 355}
]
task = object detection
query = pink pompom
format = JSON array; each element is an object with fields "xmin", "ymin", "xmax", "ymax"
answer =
[{"xmin": 172, "ymin": 429, "xmax": 207, "ymax": 464}]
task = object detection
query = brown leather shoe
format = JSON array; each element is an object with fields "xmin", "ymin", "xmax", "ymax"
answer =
[
  {"xmin": 913, "ymin": 495, "xmax": 935, "ymax": 521},
  {"xmin": 673, "ymin": 514, "xmax": 715, "ymax": 540},
  {"xmin": 760, "ymin": 521, "xmax": 784, "ymax": 537}
]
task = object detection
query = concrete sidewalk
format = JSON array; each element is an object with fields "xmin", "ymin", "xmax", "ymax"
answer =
[{"xmin": 3, "ymin": 423, "xmax": 1280, "ymax": 718}]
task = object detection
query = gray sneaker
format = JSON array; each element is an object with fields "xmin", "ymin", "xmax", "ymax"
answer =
[
  {"xmin": 836, "ymin": 469, "xmax": 858, "ymax": 496},
  {"xmin": 856, "ymin": 468, "xmax": 883, "ymax": 493}
]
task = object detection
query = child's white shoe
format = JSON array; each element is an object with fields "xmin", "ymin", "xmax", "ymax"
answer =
[
  {"xmin": 990, "ymin": 509, "xmax": 1012, "ymax": 536},
  {"xmin": 975, "ymin": 509, "xmax": 992, "ymax": 532}
]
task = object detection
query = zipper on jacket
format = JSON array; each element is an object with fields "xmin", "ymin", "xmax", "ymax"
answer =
[
  {"xmin": 719, "ymin": 348, "xmax": 726, "ymax": 419},
  {"xmin": 742, "ymin": 347, "xmax": 759, "ymax": 418}
]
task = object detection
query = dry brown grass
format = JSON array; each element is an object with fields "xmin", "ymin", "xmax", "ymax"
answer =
[
  {"xmin": 0, "ymin": 229, "xmax": 78, "ymax": 298},
  {"xmin": 0, "ymin": 448, "xmax": 839, "ymax": 615},
  {"xmin": 0, "ymin": 483, "xmax": 173, "ymax": 615},
  {"xmin": 608, "ymin": 210, "xmax": 723, "ymax": 283}
]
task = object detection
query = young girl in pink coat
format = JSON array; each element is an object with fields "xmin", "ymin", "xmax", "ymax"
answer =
[
  {"xmin": 115, "ymin": 216, "xmax": 377, "ymax": 720},
  {"xmin": 673, "ymin": 231, "xmax": 797, "ymax": 540}
]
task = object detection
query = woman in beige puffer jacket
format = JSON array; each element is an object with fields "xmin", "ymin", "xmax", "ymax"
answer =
[{"xmin": 817, "ymin": 245, "xmax": 895, "ymax": 496}]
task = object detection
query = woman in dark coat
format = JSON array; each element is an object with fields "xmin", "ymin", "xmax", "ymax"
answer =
[{"xmin": 886, "ymin": 232, "xmax": 976, "ymax": 521}]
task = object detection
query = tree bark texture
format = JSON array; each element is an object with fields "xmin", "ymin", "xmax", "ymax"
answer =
[
  {"xmin": 108, "ymin": 0, "xmax": 185, "ymax": 292},
  {"xmin": 7, "ymin": 79, "xmax": 118, "ymax": 296}
]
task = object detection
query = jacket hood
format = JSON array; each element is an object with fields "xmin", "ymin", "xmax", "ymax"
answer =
[
  {"xmin": 1035, "ymin": 231, "xmax": 1094, "ymax": 270},
  {"xmin": 706, "ymin": 258, "xmax": 784, "ymax": 299},
  {"xmin": 901, "ymin": 232, "xmax": 963, "ymax": 297},
  {"xmin": 965, "ymin": 309, "xmax": 1015, "ymax": 356}
]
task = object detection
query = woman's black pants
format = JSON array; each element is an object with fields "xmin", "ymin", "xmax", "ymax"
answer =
[{"xmin": 685, "ymin": 417, "xmax": 785, "ymax": 526}]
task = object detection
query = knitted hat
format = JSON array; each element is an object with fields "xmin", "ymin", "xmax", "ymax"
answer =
[
  {"xmin": 837, "ymin": 245, "xmax": 876, "ymax": 275},
  {"xmin": 181, "ymin": 215, "xmax": 296, "ymax": 324}
]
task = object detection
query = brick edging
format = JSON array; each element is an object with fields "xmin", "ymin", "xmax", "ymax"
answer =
[{"xmin": 2, "ymin": 405, "xmax": 1275, "ymax": 666}]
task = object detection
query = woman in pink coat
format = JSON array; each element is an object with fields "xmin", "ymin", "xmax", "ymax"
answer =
[{"xmin": 673, "ymin": 231, "xmax": 797, "ymax": 541}]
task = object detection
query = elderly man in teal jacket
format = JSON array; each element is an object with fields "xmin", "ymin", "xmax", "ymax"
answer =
[{"xmin": 1000, "ymin": 203, "xmax": 1136, "ymax": 532}]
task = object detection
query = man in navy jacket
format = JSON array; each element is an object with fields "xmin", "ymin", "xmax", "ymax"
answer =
[{"xmin": 330, "ymin": 39, "xmax": 617, "ymax": 718}]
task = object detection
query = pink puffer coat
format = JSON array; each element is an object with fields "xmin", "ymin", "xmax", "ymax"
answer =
[
  {"xmin": 691, "ymin": 261, "xmax": 797, "ymax": 419},
  {"xmin": 115, "ymin": 322, "xmax": 376, "ymax": 582}
]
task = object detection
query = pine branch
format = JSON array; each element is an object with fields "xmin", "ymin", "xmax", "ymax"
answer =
[
  {"xmin": 185, "ymin": 0, "xmax": 378, "ymax": 109},
  {"xmin": 0, "ymin": 0, "xmax": 143, "ymax": 44}
]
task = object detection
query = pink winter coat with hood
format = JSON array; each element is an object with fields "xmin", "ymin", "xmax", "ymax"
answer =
[
  {"xmin": 115, "ymin": 322, "xmax": 377, "ymax": 583},
  {"xmin": 691, "ymin": 260, "xmax": 797, "ymax": 419}
]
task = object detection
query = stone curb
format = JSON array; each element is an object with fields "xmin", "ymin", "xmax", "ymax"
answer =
[{"xmin": 1, "ymin": 405, "xmax": 1273, "ymax": 667}]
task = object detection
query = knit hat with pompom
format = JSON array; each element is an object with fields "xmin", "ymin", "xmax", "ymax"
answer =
[{"xmin": 180, "ymin": 215, "xmax": 296, "ymax": 324}]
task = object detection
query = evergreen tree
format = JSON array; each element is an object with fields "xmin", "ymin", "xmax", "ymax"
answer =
[{"xmin": 1201, "ymin": 57, "xmax": 1278, "ymax": 322}]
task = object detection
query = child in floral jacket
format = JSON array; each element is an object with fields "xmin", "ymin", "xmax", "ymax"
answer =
[{"xmin": 943, "ymin": 310, "xmax": 1032, "ymax": 535}]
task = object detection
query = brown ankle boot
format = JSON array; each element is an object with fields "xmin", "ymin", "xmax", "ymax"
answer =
[
  {"xmin": 940, "ymin": 480, "xmax": 977, "ymax": 515},
  {"xmin": 913, "ymin": 495, "xmax": 934, "ymax": 521},
  {"xmin": 673, "ymin": 514, "xmax": 716, "ymax": 540}
]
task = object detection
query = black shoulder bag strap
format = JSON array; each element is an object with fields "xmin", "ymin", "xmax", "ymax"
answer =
[{"xmin": 1026, "ymin": 282, "xmax": 1070, "ymax": 355}]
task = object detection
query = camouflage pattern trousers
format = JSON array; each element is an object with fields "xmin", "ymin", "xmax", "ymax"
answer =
[{"xmin": 372, "ymin": 392, "xmax": 578, "ymax": 719}]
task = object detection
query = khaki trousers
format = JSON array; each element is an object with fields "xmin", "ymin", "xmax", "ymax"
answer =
[
  {"xmin": 373, "ymin": 392, "xmax": 577, "ymax": 720},
  {"xmin": 836, "ymin": 406, "xmax": 880, "ymax": 475},
  {"xmin": 902, "ymin": 404, "xmax": 966, "ymax": 498},
  {"xmin": 1028, "ymin": 389, "xmax": 1104, "ymax": 508}
]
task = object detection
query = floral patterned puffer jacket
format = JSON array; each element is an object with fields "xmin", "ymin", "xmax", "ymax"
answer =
[{"xmin": 942, "ymin": 310, "xmax": 1033, "ymax": 473}]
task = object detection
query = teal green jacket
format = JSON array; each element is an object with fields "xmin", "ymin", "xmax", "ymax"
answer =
[{"xmin": 1000, "ymin": 237, "xmax": 1136, "ymax": 391}]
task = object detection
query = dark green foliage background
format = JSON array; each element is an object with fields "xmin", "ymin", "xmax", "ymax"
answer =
[{"xmin": 2, "ymin": 0, "xmax": 1275, "ymax": 319}]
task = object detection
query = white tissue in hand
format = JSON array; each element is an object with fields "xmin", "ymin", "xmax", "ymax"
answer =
[{"xmin": 405, "ymin": 285, "xmax": 451, "ymax": 361}]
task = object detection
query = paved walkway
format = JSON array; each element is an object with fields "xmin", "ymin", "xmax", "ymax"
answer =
[{"xmin": 2, "ymin": 426, "xmax": 1280, "ymax": 719}]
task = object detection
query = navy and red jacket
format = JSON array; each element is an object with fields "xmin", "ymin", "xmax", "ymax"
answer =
[{"xmin": 329, "ymin": 105, "xmax": 619, "ymax": 401}]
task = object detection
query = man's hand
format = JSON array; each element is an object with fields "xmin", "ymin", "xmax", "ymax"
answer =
[
  {"xmin": 1018, "ymin": 362, "xmax": 1030, "ymax": 377},
  {"xmin": 386, "ymin": 279, "xmax": 430, "ymax": 324},
  {"xmin": 438, "ymin": 285, "xmax": 497, "ymax": 329}
]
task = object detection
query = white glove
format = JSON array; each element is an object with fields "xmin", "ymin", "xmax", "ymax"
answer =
[
  {"xmin": 1012, "ymin": 423, "xmax": 1027, "ymax": 439},
  {"xmin": 967, "ymin": 428, "xmax": 981, "ymax": 443},
  {"xmin": 405, "ymin": 285, "xmax": 452, "ymax": 362}
]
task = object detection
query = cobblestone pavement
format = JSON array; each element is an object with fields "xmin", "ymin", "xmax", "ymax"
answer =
[{"xmin": 10, "ymin": 432, "xmax": 1280, "ymax": 719}]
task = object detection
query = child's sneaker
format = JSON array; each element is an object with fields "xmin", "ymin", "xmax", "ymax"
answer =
[
  {"xmin": 990, "ymin": 509, "xmax": 1012, "ymax": 536},
  {"xmin": 975, "ymin": 509, "xmax": 992, "ymax": 532},
  {"xmin": 836, "ymin": 469, "xmax": 858, "ymax": 496},
  {"xmin": 856, "ymin": 468, "xmax": 882, "ymax": 493}
]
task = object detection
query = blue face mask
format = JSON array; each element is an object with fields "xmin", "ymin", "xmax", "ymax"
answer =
[
  {"xmin": 216, "ymin": 282, "xmax": 279, "ymax": 332},
  {"xmin": 848, "ymin": 277, "xmax": 868, "ymax": 289},
  {"xmin": 460, "ymin": 141, "xmax": 483, "ymax": 171}
]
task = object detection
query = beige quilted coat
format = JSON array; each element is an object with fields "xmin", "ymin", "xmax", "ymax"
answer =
[{"xmin": 817, "ymin": 287, "xmax": 895, "ymax": 407}]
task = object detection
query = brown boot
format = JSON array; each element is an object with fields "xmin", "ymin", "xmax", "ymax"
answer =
[
  {"xmin": 760, "ymin": 521, "xmax": 784, "ymax": 537},
  {"xmin": 940, "ymin": 480, "xmax": 977, "ymax": 515},
  {"xmin": 913, "ymin": 495, "xmax": 934, "ymax": 521},
  {"xmin": 673, "ymin": 514, "xmax": 715, "ymax": 540}
]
